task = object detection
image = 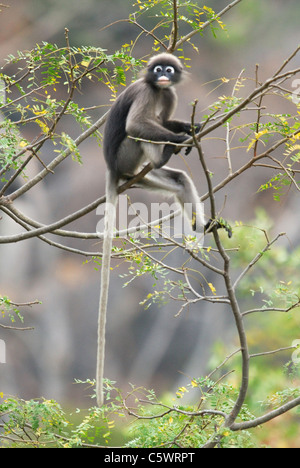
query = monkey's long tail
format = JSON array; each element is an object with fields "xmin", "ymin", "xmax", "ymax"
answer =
[{"xmin": 96, "ymin": 172, "xmax": 118, "ymax": 406}]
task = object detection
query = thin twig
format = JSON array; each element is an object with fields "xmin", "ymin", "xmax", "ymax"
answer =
[
  {"xmin": 233, "ymin": 233, "xmax": 286, "ymax": 290},
  {"xmin": 99, "ymin": 18, "xmax": 167, "ymax": 50},
  {"xmin": 167, "ymin": 0, "xmax": 178, "ymax": 53},
  {"xmin": 4, "ymin": 111, "xmax": 109, "ymax": 203},
  {"xmin": 250, "ymin": 345, "xmax": 297, "ymax": 359},
  {"xmin": 242, "ymin": 299, "xmax": 300, "ymax": 316},
  {"xmin": 175, "ymin": 0, "xmax": 244, "ymax": 50},
  {"xmin": 226, "ymin": 69, "xmax": 245, "ymax": 174},
  {"xmin": 230, "ymin": 396, "xmax": 300, "ymax": 431},
  {"xmin": 0, "ymin": 323, "xmax": 34, "ymax": 331},
  {"xmin": 273, "ymin": 44, "xmax": 300, "ymax": 77}
]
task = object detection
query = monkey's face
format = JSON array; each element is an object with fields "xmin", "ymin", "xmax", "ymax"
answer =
[{"xmin": 147, "ymin": 64, "xmax": 182, "ymax": 88}]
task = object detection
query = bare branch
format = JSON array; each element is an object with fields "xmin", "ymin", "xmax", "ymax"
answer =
[
  {"xmin": 243, "ymin": 300, "xmax": 300, "ymax": 316},
  {"xmin": 226, "ymin": 69, "xmax": 245, "ymax": 174},
  {"xmin": 250, "ymin": 345, "xmax": 297, "ymax": 359},
  {"xmin": 200, "ymin": 130, "xmax": 300, "ymax": 202},
  {"xmin": 233, "ymin": 233, "xmax": 286, "ymax": 290},
  {"xmin": 0, "ymin": 323, "xmax": 34, "ymax": 331},
  {"xmin": 230, "ymin": 396, "xmax": 300, "ymax": 431},
  {"xmin": 192, "ymin": 103, "xmax": 250, "ymax": 431},
  {"xmin": 175, "ymin": 0, "xmax": 244, "ymax": 50},
  {"xmin": 167, "ymin": 0, "xmax": 179, "ymax": 53},
  {"xmin": 4, "ymin": 111, "xmax": 109, "ymax": 203}
]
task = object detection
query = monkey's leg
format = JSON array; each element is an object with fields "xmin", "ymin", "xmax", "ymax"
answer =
[
  {"xmin": 139, "ymin": 141, "xmax": 173, "ymax": 169},
  {"xmin": 137, "ymin": 167, "xmax": 205, "ymax": 233},
  {"xmin": 140, "ymin": 139, "xmax": 190, "ymax": 170},
  {"xmin": 157, "ymin": 144, "xmax": 175, "ymax": 168}
]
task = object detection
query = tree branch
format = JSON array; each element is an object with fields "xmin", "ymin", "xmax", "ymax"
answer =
[
  {"xmin": 233, "ymin": 233, "xmax": 286, "ymax": 290},
  {"xmin": 3, "ymin": 111, "xmax": 109, "ymax": 203},
  {"xmin": 175, "ymin": 0, "xmax": 244, "ymax": 50},
  {"xmin": 167, "ymin": 0, "xmax": 179, "ymax": 53},
  {"xmin": 230, "ymin": 396, "xmax": 300, "ymax": 431},
  {"xmin": 192, "ymin": 103, "xmax": 250, "ymax": 443}
]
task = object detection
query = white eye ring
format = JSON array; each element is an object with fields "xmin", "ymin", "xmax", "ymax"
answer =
[
  {"xmin": 166, "ymin": 66, "xmax": 175, "ymax": 74},
  {"xmin": 154, "ymin": 65, "xmax": 163, "ymax": 73}
]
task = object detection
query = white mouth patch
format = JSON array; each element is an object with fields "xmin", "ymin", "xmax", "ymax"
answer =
[{"xmin": 157, "ymin": 77, "xmax": 171, "ymax": 87}]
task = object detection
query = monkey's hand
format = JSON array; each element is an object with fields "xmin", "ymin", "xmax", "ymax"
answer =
[
  {"xmin": 184, "ymin": 144, "xmax": 193, "ymax": 156},
  {"xmin": 186, "ymin": 123, "xmax": 202, "ymax": 136},
  {"xmin": 174, "ymin": 136, "xmax": 193, "ymax": 156},
  {"xmin": 178, "ymin": 122, "xmax": 202, "ymax": 137},
  {"xmin": 173, "ymin": 134, "xmax": 192, "ymax": 156}
]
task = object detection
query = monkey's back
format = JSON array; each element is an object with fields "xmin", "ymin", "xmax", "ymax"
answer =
[{"xmin": 103, "ymin": 81, "xmax": 143, "ymax": 174}]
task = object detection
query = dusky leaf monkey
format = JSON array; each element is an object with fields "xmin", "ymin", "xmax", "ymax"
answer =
[{"xmin": 96, "ymin": 53, "xmax": 230, "ymax": 406}]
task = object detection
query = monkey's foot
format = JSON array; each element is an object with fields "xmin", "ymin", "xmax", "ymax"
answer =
[{"xmin": 204, "ymin": 218, "xmax": 232, "ymax": 238}]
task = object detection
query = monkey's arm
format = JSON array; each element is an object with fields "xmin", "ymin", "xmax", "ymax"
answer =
[
  {"xmin": 160, "ymin": 90, "xmax": 201, "ymax": 136},
  {"xmin": 126, "ymin": 116, "xmax": 189, "ymax": 145},
  {"xmin": 126, "ymin": 85, "xmax": 193, "ymax": 145}
]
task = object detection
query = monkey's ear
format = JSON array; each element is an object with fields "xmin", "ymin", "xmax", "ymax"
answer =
[
  {"xmin": 179, "ymin": 68, "xmax": 190, "ymax": 85},
  {"xmin": 138, "ymin": 65, "xmax": 148, "ymax": 80}
]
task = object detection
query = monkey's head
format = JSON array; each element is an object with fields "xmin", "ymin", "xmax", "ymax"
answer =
[{"xmin": 145, "ymin": 53, "xmax": 184, "ymax": 89}]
